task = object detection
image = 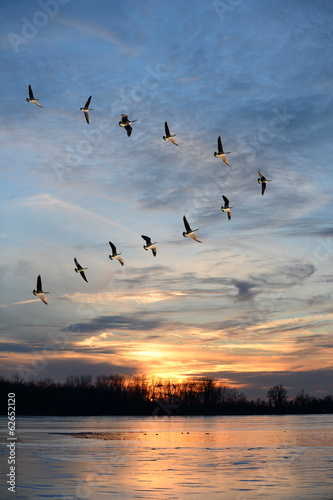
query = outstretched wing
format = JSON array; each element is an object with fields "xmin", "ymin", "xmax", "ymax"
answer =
[
  {"xmin": 218, "ymin": 135, "xmax": 223, "ymax": 153},
  {"xmin": 222, "ymin": 195, "xmax": 229, "ymax": 207},
  {"xmin": 169, "ymin": 137, "xmax": 178, "ymax": 146},
  {"xmin": 222, "ymin": 155, "xmax": 230, "ymax": 166},
  {"xmin": 165, "ymin": 121, "xmax": 170, "ymax": 136},
  {"xmin": 109, "ymin": 241, "xmax": 117, "ymax": 255},
  {"xmin": 258, "ymin": 170, "xmax": 265, "ymax": 181},
  {"xmin": 190, "ymin": 233, "xmax": 201, "ymax": 243},
  {"xmin": 116, "ymin": 256, "xmax": 124, "ymax": 266},
  {"xmin": 37, "ymin": 274, "xmax": 42, "ymax": 292},
  {"xmin": 261, "ymin": 183, "xmax": 266, "ymax": 196},
  {"xmin": 84, "ymin": 111, "xmax": 89, "ymax": 124},
  {"xmin": 125, "ymin": 125, "xmax": 132, "ymax": 136},
  {"xmin": 141, "ymin": 235, "xmax": 151, "ymax": 245},
  {"xmin": 183, "ymin": 215, "xmax": 191, "ymax": 233},
  {"xmin": 39, "ymin": 293, "xmax": 48, "ymax": 305},
  {"xmin": 74, "ymin": 257, "xmax": 82, "ymax": 270},
  {"xmin": 121, "ymin": 114, "xmax": 128, "ymax": 123},
  {"xmin": 29, "ymin": 85, "xmax": 34, "ymax": 100},
  {"xmin": 151, "ymin": 246, "xmax": 157, "ymax": 257},
  {"xmin": 80, "ymin": 271, "xmax": 88, "ymax": 283},
  {"xmin": 85, "ymin": 95, "xmax": 92, "ymax": 108},
  {"xmin": 227, "ymin": 211, "xmax": 232, "ymax": 220}
]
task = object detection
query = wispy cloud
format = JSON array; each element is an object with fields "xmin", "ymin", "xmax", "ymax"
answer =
[
  {"xmin": 11, "ymin": 299, "xmax": 40, "ymax": 306},
  {"xmin": 62, "ymin": 290, "xmax": 186, "ymax": 305},
  {"xmin": 55, "ymin": 14, "xmax": 141, "ymax": 56},
  {"xmin": 20, "ymin": 193, "xmax": 129, "ymax": 232}
]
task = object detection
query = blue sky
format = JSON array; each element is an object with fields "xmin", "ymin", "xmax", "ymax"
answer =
[{"xmin": 0, "ymin": 0, "xmax": 332, "ymax": 398}]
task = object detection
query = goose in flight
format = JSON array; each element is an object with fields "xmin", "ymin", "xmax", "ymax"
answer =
[
  {"xmin": 109, "ymin": 241, "xmax": 124, "ymax": 266},
  {"xmin": 141, "ymin": 235, "xmax": 157, "ymax": 256},
  {"xmin": 163, "ymin": 121, "xmax": 178, "ymax": 146},
  {"xmin": 74, "ymin": 258, "xmax": 88, "ymax": 282},
  {"xmin": 119, "ymin": 114, "xmax": 137, "ymax": 137},
  {"xmin": 214, "ymin": 136, "xmax": 231, "ymax": 166},
  {"xmin": 80, "ymin": 95, "xmax": 92, "ymax": 124},
  {"xmin": 221, "ymin": 195, "xmax": 233, "ymax": 220},
  {"xmin": 183, "ymin": 215, "xmax": 201, "ymax": 242},
  {"xmin": 258, "ymin": 170, "xmax": 272, "ymax": 195},
  {"xmin": 33, "ymin": 274, "xmax": 49, "ymax": 304},
  {"xmin": 26, "ymin": 85, "xmax": 42, "ymax": 107}
]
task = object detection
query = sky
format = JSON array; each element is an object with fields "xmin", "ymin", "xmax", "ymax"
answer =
[{"xmin": 0, "ymin": 0, "xmax": 332, "ymax": 399}]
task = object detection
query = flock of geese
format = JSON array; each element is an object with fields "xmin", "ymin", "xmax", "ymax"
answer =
[{"xmin": 27, "ymin": 85, "xmax": 272, "ymax": 305}]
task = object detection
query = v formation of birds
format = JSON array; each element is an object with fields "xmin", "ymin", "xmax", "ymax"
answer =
[{"xmin": 26, "ymin": 85, "xmax": 272, "ymax": 304}]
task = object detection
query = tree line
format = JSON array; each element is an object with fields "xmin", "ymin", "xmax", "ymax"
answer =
[{"xmin": 0, "ymin": 375, "xmax": 332, "ymax": 416}]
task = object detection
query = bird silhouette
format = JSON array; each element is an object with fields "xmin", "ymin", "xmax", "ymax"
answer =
[
  {"xmin": 33, "ymin": 274, "xmax": 49, "ymax": 304},
  {"xmin": 74, "ymin": 258, "xmax": 88, "ymax": 282},
  {"xmin": 258, "ymin": 170, "xmax": 272, "ymax": 195},
  {"xmin": 163, "ymin": 121, "xmax": 178, "ymax": 145},
  {"xmin": 183, "ymin": 215, "xmax": 201, "ymax": 242},
  {"xmin": 141, "ymin": 235, "xmax": 157, "ymax": 256},
  {"xmin": 26, "ymin": 85, "xmax": 42, "ymax": 107},
  {"xmin": 214, "ymin": 135, "xmax": 231, "ymax": 166},
  {"xmin": 221, "ymin": 195, "xmax": 233, "ymax": 220},
  {"xmin": 119, "ymin": 114, "xmax": 137, "ymax": 137},
  {"xmin": 80, "ymin": 95, "xmax": 92, "ymax": 124},
  {"xmin": 109, "ymin": 241, "xmax": 124, "ymax": 266}
]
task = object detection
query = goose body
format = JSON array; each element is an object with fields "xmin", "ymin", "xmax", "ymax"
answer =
[
  {"xmin": 109, "ymin": 241, "xmax": 124, "ymax": 266},
  {"xmin": 33, "ymin": 274, "xmax": 49, "ymax": 304},
  {"xmin": 141, "ymin": 235, "xmax": 157, "ymax": 256},
  {"xmin": 26, "ymin": 85, "xmax": 42, "ymax": 107},
  {"xmin": 119, "ymin": 114, "xmax": 137, "ymax": 137},
  {"xmin": 258, "ymin": 170, "xmax": 271, "ymax": 195},
  {"xmin": 74, "ymin": 258, "xmax": 88, "ymax": 282},
  {"xmin": 214, "ymin": 135, "xmax": 231, "ymax": 166},
  {"xmin": 163, "ymin": 121, "xmax": 178, "ymax": 146},
  {"xmin": 183, "ymin": 215, "xmax": 201, "ymax": 242},
  {"xmin": 221, "ymin": 195, "xmax": 233, "ymax": 220},
  {"xmin": 80, "ymin": 95, "xmax": 92, "ymax": 124}
]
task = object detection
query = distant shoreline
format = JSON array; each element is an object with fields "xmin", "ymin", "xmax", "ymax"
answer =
[
  {"xmin": 1, "ymin": 376, "xmax": 332, "ymax": 417},
  {"xmin": 2, "ymin": 410, "xmax": 333, "ymax": 417}
]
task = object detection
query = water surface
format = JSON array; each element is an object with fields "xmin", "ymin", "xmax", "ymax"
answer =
[{"xmin": 1, "ymin": 415, "xmax": 332, "ymax": 499}]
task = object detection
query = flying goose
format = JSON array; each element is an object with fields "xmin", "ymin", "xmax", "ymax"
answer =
[
  {"xmin": 119, "ymin": 114, "xmax": 137, "ymax": 137},
  {"xmin": 74, "ymin": 257, "xmax": 88, "ymax": 282},
  {"xmin": 163, "ymin": 121, "xmax": 178, "ymax": 145},
  {"xmin": 80, "ymin": 95, "xmax": 92, "ymax": 124},
  {"xmin": 221, "ymin": 195, "xmax": 233, "ymax": 220},
  {"xmin": 141, "ymin": 235, "xmax": 157, "ymax": 256},
  {"xmin": 26, "ymin": 85, "xmax": 42, "ymax": 107},
  {"xmin": 182, "ymin": 215, "xmax": 201, "ymax": 242},
  {"xmin": 258, "ymin": 170, "xmax": 272, "ymax": 195},
  {"xmin": 214, "ymin": 136, "xmax": 231, "ymax": 166},
  {"xmin": 109, "ymin": 241, "xmax": 124, "ymax": 266},
  {"xmin": 33, "ymin": 274, "xmax": 49, "ymax": 304}
]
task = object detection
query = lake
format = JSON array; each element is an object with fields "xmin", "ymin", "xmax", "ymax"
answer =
[{"xmin": 1, "ymin": 414, "xmax": 332, "ymax": 499}]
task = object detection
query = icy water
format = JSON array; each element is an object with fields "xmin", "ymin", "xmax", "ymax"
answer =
[{"xmin": 1, "ymin": 415, "xmax": 333, "ymax": 499}]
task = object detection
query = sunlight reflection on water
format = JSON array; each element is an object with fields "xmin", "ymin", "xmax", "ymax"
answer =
[{"xmin": 1, "ymin": 415, "xmax": 332, "ymax": 499}]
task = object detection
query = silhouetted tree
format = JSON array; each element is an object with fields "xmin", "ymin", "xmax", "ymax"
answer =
[
  {"xmin": 1, "ymin": 375, "xmax": 332, "ymax": 416},
  {"xmin": 295, "ymin": 390, "xmax": 311, "ymax": 407},
  {"xmin": 267, "ymin": 384, "xmax": 288, "ymax": 408}
]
